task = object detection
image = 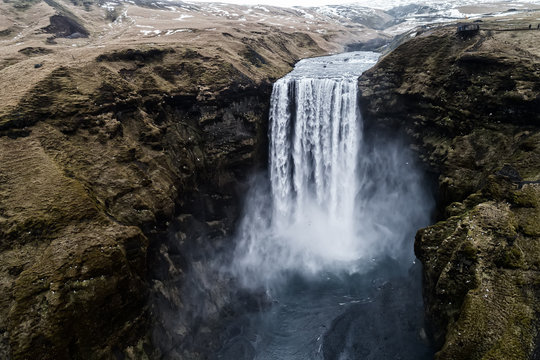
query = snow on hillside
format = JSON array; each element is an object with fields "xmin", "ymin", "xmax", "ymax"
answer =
[
  {"xmin": 94, "ymin": 0, "xmax": 540, "ymax": 39},
  {"xmin": 311, "ymin": 1, "xmax": 540, "ymax": 34}
]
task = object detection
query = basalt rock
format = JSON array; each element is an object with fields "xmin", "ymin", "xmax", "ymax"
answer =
[{"xmin": 359, "ymin": 24, "xmax": 540, "ymax": 359}]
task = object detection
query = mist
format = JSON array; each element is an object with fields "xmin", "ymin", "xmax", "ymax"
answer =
[{"xmin": 230, "ymin": 52, "xmax": 434, "ymax": 290}]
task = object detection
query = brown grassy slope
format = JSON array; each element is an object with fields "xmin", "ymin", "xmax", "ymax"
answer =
[{"xmin": 0, "ymin": 0, "xmax": 383, "ymax": 115}]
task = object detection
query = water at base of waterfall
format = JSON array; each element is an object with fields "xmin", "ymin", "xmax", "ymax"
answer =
[
  {"xmin": 217, "ymin": 259, "xmax": 433, "ymax": 360},
  {"xmin": 220, "ymin": 51, "xmax": 435, "ymax": 359}
]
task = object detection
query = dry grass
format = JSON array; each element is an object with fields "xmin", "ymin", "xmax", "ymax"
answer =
[{"xmin": 0, "ymin": 0, "xmax": 383, "ymax": 115}]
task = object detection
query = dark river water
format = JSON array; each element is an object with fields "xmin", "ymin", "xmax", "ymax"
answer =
[{"xmin": 217, "ymin": 258, "xmax": 434, "ymax": 360}]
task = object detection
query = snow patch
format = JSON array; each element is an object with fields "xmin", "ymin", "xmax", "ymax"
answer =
[
  {"xmin": 164, "ymin": 29, "xmax": 192, "ymax": 35},
  {"xmin": 102, "ymin": 2, "xmax": 119, "ymax": 11},
  {"xmin": 174, "ymin": 14, "xmax": 193, "ymax": 20},
  {"xmin": 253, "ymin": 5, "xmax": 270, "ymax": 12},
  {"xmin": 140, "ymin": 29, "xmax": 162, "ymax": 36}
]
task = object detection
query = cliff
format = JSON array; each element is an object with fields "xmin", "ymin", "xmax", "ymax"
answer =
[
  {"xmin": 2, "ymin": 0, "xmax": 540, "ymax": 357},
  {"xmin": 0, "ymin": 0, "xmax": 363, "ymax": 356},
  {"xmin": 359, "ymin": 18, "xmax": 540, "ymax": 360}
]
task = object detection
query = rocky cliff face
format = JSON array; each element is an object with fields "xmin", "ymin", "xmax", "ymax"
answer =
[
  {"xmin": 2, "ymin": 0, "xmax": 540, "ymax": 357},
  {"xmin": 0, "ymin": 31, "xmax": 328, "ymax": 358},
  {"xmin": 359, "ymin": 22, "xmax": 540, "ymax": 360}
]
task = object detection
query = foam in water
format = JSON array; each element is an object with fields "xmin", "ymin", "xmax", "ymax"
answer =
[{"xmin": 232, "ymin": 51, "xmax": 432, "ymax": 288}]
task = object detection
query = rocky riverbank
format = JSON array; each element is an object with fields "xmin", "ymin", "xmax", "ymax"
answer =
[{"xmin": 359, "ymin": 19, "xmax": 540, "ymax": 360}]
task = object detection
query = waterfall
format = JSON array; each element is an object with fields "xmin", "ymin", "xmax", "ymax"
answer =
[
  {"xmin": 232, "ymin": 52, "xmax": 433, "ymax": 288},
  {"xmin": 270, "ymin": 78, "xmax": 359, "ymax": 230}
]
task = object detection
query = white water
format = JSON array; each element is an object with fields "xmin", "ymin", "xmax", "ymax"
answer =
[{"xmin": 232, "ymin": 51, "xmax": 433, "ymax": 288}]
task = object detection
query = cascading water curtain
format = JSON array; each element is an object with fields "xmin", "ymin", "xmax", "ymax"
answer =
[{"xmin": 233, "ymin": 52, "xmax": 433, "ymax": 288}]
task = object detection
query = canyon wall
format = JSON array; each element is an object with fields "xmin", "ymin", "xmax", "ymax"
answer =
[
  {"xmin": 0, "ymin": 34, "xmax": 327, "ymax": 358},
  {"xmin": 2, "ymin": 0, "xmax": 540, "ymax": 357},
  {"xmin": 359, "ymin": 24, "xmax": 540, "ymax": 360}
]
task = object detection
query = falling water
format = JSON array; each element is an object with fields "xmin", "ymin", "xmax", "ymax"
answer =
[
  {"xmin": 221, "ymin": 51, "xmax": 434, "ymax": 359},
  {"xmin": 270, "ymin": 77, "xmax": 360, "ymax": 261},
  {"xmin": 233, "ymin": 51, "xmax": 432, "ymax": 288}
]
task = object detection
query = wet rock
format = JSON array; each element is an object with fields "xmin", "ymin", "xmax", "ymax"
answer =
[{"xmin": 345, "ymin": 37, "xmax": 391, "ymax": 52}]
